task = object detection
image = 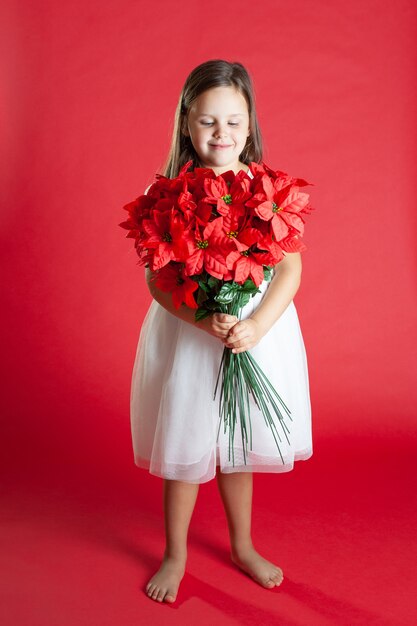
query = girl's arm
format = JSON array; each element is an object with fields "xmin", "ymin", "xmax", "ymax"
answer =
[
  {"xmin": 225, "ymin": 252, "xmax": 302, "ymax": 354},
  {"xmin": 145, "ymin": 267, "xmax": 237, "ymax": 341}
]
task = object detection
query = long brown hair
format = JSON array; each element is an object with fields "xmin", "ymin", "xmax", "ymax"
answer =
[{"xmin": 161, "ymin": 59, "xmax": 263, "ymax": 179}]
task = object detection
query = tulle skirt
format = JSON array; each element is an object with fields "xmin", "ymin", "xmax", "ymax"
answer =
[{"xmin": 130, "ymin": 278, "xmax": 313, "ymax": 484}]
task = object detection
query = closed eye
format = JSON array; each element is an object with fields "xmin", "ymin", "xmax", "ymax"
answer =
[{"xmin": 200, "ymin": 122, "xmax": 240, "ymax": 126}]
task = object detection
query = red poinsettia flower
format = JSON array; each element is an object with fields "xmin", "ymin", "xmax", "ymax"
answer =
[
  {"xmin": 246, "ymin": 175, "xmax": 310, "ymax": 241},
  {"xmin": 172, "ymin": 171, "xmax": 197, "ymax": 224},
  {"xmin": 278, "ymin": 233, "xmax": 308, "ymax": 253},
  {"xmin": 154, "ymin": 263, "xmax": 198, "ymax": 309},
  {"xmin": 119, "ymin": 195, "xmax": 154, "ymax": 238},
  {"xmin": 120, "ymin": 159, "xmax": 315, "ymax": 309},
  {"xmin": 202, "ymin": 172, "xmax": 252, "ymax": 218},
  {"xmin": 149, "ymin": 160, "xmax": 195, "ymax": 198},
  {"xmin": 177, "ymin": 187, "xmax": 197, "ymax": 221},
  {"xmin": 226, "ymin": 227, "xmax": 266, "ymax": 286},
  {"xmin": 142, "ymin": 209, "xmax": 192, "ymax": 271},
  {"xmin": 185, "ymin": 217, "xmax": 229, "ymax": 280},
  {"xmin": 250, "ymin": 161, "xmax": 313, "ymax": 189},
  {"xmin": 253, "ymin": 234, "xmax": 285, "ymax": 266},
  {"xmin": 221, "ymin": 202, "xmax": 248, "ymax": 236}
]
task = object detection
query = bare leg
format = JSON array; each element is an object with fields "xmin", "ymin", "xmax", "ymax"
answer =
[
  {"xmin": 216, "ymin": 468, "xmax": 283, "ymax": 588},
  {"xmin": 145, "ymin": 478, "xmax": 199, "ymax": 603}
]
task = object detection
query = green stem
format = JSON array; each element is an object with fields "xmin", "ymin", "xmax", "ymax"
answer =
[{"xmin": 213, "ymin": 292, "xmax": 293, "ymax": 466}]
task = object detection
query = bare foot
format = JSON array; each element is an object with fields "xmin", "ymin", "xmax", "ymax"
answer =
[
  {"xmin": 145, "ymin": 554, "xmax": 186, "ymax": 603},
  {"xmin": 231, "ymin": 545, "xmax": 284, "ymax": 589}
]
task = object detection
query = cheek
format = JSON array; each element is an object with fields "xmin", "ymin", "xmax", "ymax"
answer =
[
  {"xmin": 236, "ymin": 129, "xmax": 249, "ymax": 143},
  {"xmin": 194, "ymin": 129, "xmax": 209, "ymax": 144}
]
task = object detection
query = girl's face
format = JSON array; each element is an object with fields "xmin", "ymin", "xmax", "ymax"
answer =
[{"xmin": 184, "ymin": 86, "xmax": 251, "ymax": 175}]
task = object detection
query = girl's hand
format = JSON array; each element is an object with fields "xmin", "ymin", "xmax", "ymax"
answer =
[
  {"xmin": 197, "ymin": 313, "xmax": 238, "ymax": 340},
  {"xmin": 224, "ymin": 318, "xmax": 265, "ymax": 354}
]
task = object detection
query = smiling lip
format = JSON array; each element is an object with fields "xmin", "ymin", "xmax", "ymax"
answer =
[{"xmin": 209, "ymin": 144, "xmax": 232, "ymax": 148}]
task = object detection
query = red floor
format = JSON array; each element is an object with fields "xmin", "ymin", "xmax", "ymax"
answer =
[{"xmin": 2, "ymin": 433, "xmax": 416, "ymax": 626}]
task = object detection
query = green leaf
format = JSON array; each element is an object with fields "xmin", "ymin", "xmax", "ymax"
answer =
[
  {"xmin": 197, "ymin": 280, "xmax": 209, "ymax": 293},
  {"xmin": 195, "ymin": 308, "xmax": 211, "ymax": 322},
  {"xmin": 241, "ymin": 279, "xmax": 256, "ymax": 291},
  {"xmin": 240, "ymin": 281, "xmax": 261, "ymax": 297},
  {"xmin": 238, "ymin": 292, "xmax": 251, "ymax": 308},
  {"xmin": 215, "ymin": 282, "xmax": 240, "ymax": 304},
  {"xmin": 263, "ymin": 266, "xmax": 273, "ymax": 282},
  {"xmin": 205, "ymin": 301, "xmax": 222, "ymax": 311},
  {"xmin": 196, "ymin": 288, "xmax": 208, "ymax": 305},
  {"xmin": 207, "ymin": 276, "xmax": 219, "ymax": 289}
]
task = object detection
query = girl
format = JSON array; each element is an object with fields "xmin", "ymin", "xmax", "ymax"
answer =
[{"xmin": 130, "ymin": 59, "xmax": 313, "ymax": 603}]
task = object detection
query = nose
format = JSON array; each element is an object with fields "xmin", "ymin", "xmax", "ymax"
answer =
[{"xmin": 213, "ymin": 123, "xmax": 228, "ymax": 138}]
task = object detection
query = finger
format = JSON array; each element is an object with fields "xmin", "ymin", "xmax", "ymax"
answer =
[
  {"xmin": 226, "ymin": 323, "xmax": 241, "ymax": 337},
  {"xmin": 212, "ymin": 326, "xmax": 237, "ymax": 339},
  {"xmin": 227, "ymin": 337, "xmax": 246, "ymax": 348},
  {"xmin": 216, "ymin": 319, "xmax": 238, "ymax": 328},
  {"xmin": 213, "ymin": 321, "xmax": 236, "ymax": 333},
  {"xmin": 214, "ymin": 323, "xmax": 239, "ymax": 335},
  {"xmin": 231, "ymin": 344, "xmax": 251, "ymax": 354},
  {"xmin": 229, "ymin": 319, "xmax": 250, "ymax": 332},
  {"xmin": 227, "ymin": 325, "xmax": 249, "ymax": 341},
  {"xmin": 216, "ymin": 329, "xmax": 229, "ymax": 339},
  {"xmin": 215, "ymin": 313, "xmax": 238, "ymax": 323},
  {"xmin": 226, "ymin": 333, "xmax": 251, "ymax": 347},
  {"xmin": 212, "ymin": 329, "xmax": 230, "ymax": 340}
]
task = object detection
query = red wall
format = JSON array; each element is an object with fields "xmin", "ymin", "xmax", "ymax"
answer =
[{"xmin": 1, "ymin": 0, "xmax": 416, "ymax": 479}]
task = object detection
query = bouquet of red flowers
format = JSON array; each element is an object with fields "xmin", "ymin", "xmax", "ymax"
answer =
[{"xmin": 119, "ymin": 160, "xmax": 314, "ymax": 466}]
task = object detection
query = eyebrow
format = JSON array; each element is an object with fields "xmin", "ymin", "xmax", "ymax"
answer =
[{"xmin": 197, "ymin": 113, "xmax": 245, "ymax": 117}]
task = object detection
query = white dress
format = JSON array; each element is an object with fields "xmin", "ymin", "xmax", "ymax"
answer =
[{"xmin": 130, "ymin": 170, "xmax": 313, "ymax": 484}]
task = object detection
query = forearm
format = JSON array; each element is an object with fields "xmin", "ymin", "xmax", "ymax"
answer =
[{"xmin": 250, "ymin": 257, "xmax": 302, "ymax": 336}]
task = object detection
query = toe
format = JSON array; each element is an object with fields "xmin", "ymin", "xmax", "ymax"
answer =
[
  {"xmin": 151, "ymin": 587, "xmax": 160, "ymax": 600},
  {"xmin": 165, "ymin": 593, "xmax": 176, "ymax": 603},
  {"xmin": 156, "ymin": 590, "xmax": 166, "ymax": 602},
  {"xmin": 146, "ymin": 583, "xmax": 155, "ymax": 596}
]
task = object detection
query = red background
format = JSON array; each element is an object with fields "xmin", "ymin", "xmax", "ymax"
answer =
[{"xmin": 2, "ymin": 1, "xmax": 417, "ymax": 625}]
